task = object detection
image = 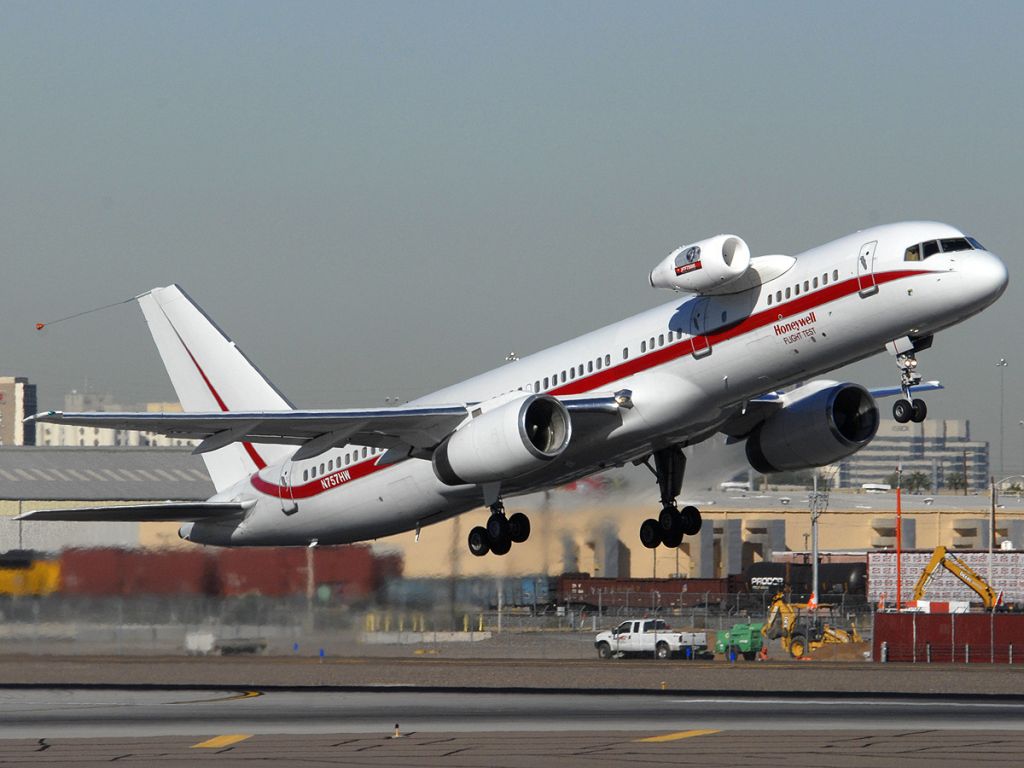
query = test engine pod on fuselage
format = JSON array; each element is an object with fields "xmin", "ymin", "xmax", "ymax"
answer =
[{"xmin": 649, "ymin": 234, "xmax": 751, "ymax": 294}]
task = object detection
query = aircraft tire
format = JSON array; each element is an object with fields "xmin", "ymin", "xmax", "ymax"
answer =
[
  {"xmin": 661, "ymin": 527, "xmax": 684, "ymax": 548},
  {"xmin": 508, "ymin": 512, "xmax": 531, "ymax": 543},
  {"xmin": 658, "ymin": 507, "xmax": 682, "ymax": 534},
  {"xmin": 639, "ymin": 519, "xmax": 662, "ymax": 549},
  {"xmin": 892, "ymin": 399, "xmax": 912, "ymax": 423},
  {"xmin": 486, "ymin": 514, "xmax": 510, "ymax": 542},
  {"xmin": 489, "ymin": 532, "xmax": 512, "ymax": 556},
  {"xmin": 468, "ymin": 526, "xmax": 491, "ymax": 557},
  {"xmin": 911, "ymin": 398, "xmax": 928, "ymax": 423},
  {"xmin": 681, "ymin": 505, "xmax": 702, "ymax": 535}
]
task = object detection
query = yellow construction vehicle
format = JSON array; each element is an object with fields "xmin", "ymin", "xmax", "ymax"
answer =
[
  {"xmin": 761, "ymin": 593, "xmax": 863, "ymax": 659},
  {"xmin": 913, "ymin": 545, "xmax": 1000, "ymax": 609}
]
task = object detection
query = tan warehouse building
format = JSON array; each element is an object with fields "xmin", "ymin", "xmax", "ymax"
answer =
[{"xmin": 2, "ymin": 448, "xmax": 1022, "ymax": 581}]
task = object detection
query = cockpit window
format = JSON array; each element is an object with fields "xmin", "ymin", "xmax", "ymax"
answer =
[
  {"xmin": 939, "ymin": 237, "xmax": 971, "ymax": 253},
  {"xmin": 905, "ymin": 236, "xmax": 978, "ymax": 262}
]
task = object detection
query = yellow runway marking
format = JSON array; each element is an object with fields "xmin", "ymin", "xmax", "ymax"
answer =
[
  {"xmin": 192, "ymin": 734, "xmax": 252, "ymax": 749},
  {"xmin": 636, "ymin": 729, "xmax": 721, "ymax": 743}
]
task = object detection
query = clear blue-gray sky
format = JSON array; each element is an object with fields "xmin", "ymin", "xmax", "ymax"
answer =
[{"xmin": 3, "ymin": 1, "xmax": 1022, "ymax": 472}]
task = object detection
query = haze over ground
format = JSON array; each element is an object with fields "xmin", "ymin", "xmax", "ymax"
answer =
[{"xmin": 3, "ymin": 2, "xmax": 1022, "ymax": 476}]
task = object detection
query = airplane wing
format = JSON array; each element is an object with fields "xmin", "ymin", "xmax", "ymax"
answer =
[
  {"xmin": 14, "ymin": 501, "xmax": 253, "ymax": 522},
  {"xmin": 27, "ymin": 393, "xmax": 629, "ymax": 463}
]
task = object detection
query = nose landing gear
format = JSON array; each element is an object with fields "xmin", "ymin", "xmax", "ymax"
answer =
[
  {"xmin": 639, "ymin": 445, "xmax": 702, "ymax": 550},
  {"xmin": 468, "ymin": 501, "xmax": 531, "ymax": 557},
  {"xmin": 892, "ymin": 352, "xmax": 928, "ymax": 424}
]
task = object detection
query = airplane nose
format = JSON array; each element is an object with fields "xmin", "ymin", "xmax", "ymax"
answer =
[{"xmin": 974, "ymin": 250, "xmax": 1010, "ymax": 303}]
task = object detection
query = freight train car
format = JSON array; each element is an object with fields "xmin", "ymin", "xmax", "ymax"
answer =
[{"xmin": 0, "ymin": 550, "xmax": 60, "ymax": 596}]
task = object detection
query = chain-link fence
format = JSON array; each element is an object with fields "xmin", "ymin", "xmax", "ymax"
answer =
[{"xmin": 0, "ymin": 589, "xmax": 873, "ymax": 658}]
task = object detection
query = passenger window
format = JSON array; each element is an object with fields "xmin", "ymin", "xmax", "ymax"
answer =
[
  {"xmin": 569, "ymin": 368, "xmax": 575, "ymax": 380},
  {"xmin": 561, "ymin": 371, "xmax": 567, "ymax": 383},
  {"xmin": 794, "ymin": 284, "xmax": 800, "ymax": 296},
  {"xmin": 328, "ymin": 459, "xmax": 333, "ymax": 471},
  {"xmin": 822, "ymin": 273, "xmax": 828, "ymax": 285},
  {"xmin": 649, "ymin": 337, "xmax": 655, "ymax": 349},
  {"xmin": 813, "ymin": 277, "xmax": 818, "ymax": 289},
  {"xmin": 319, "ymin": 463, "xmax": 325, "ymax": 475},
  {"xmin": 605, "ymin": 354, "xmax": 611, "ymax": 366},
  {"xmin": 543, "ymin": 377, "xmax": 549, "ymax": 389},
  {"xmin": 658, "ymin": 334, "xmax": 664, "ymax": 346},
  {"xmin": 803, "ymin": 280, "xmax": 809, "ymax": 292},
  {"xmin": 535, "ymin": 380, "xmax": 540, "ymax": 392},
  {"xmin": 904, "ymin": 243, "xmax": 921, "ymax": 261},
  {"xmin": 622, "ymin": 347, "xmax": 629, "ymax": 360},
  {"xmin": 641, "ymin": 340, "xmax": 647, "ymax": 353},
  {"xmin": 832, "ymin": 269, "xmax": 839, "ymax": 281},
  {"xmin": 923, "ymin": 240, "xmax": 940, "ymax": 259},
  {"xmin": 767, "ymin": 294, "xmax": 773, "ymax": 306},
  {"xmin": 776, "ymin": 290, "xmax": 782, "ymax": 302},
  {"xmin": 303, "ymin": 469, "xmax": 308, "ymax": 482},
  {"xmin": 588, "ymin": 361, "xmax": 593, "ymax": 373},
  {"xmin": 594, "ymin": 358, "xmax": 601, "ymax": 371},
  {"xmin": 785, "ymin": 287, "xmax": 791, "ymax": 299},
  {"xmin": 578, "ymin": 364, "xmax": 584, "ymax": 376}
]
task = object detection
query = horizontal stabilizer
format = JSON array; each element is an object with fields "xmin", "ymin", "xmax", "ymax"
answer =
[{"xmin": 15, "ymin": 501, "xmax": 254, "ymax": 523}]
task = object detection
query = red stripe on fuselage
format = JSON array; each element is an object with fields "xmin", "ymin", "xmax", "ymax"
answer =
[
  {"xmin": 178, "ymin": 343, "xmax": 268, "ymax": 470},
  {"xmin": 251, "ymin": 268, "xmax": 933, "ymax": 498}
]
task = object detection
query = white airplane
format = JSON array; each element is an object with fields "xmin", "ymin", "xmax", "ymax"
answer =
[{"xmin": 21, "ymin": 222, "xmax": 1007, "ymax": 557}]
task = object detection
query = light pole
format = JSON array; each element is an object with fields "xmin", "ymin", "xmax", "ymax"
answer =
[{"xmin": 997, "ymin": 359, "xmax": 1008, "ymax": 482}]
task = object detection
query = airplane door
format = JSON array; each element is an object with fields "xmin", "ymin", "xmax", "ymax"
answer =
[
  {"xmin": 690, "ymin": 298, "xmax": 712, "ymax": 358},
  {"xmin": 279, "ymin": 463, "xmax": 297, "ymax": 515},
  {"xmin": 856, "ymin": 241, "xmax": 878, "ymax": 297}
]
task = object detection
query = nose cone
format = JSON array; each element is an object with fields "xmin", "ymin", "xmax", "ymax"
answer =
[{"xmin": 969, "ymin": 250, "xmax": 1009, "ymax": 307}]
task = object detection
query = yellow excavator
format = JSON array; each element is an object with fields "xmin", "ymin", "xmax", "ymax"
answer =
[
  {"xmin": 761, "ymin": 593, "xmax": 863, "ymax": 659},
  {"xmin": 913, "ymin": 546, "xmax": 1000, "ymax": 609}
]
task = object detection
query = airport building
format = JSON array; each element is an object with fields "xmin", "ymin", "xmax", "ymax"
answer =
[
  {"xmin": 837, "ymin": 419, "xmax": 990, "ymax": 492},
  {"xmin": 34, "ymin": 392, "xmax": 198, "ymax": 449},
  {"xmin": 0, "ymin": 376, "xmax": 37, "ymax": 446},
  {"xmin": 3, "ymin": 447, "xmax": 1023, "ymax": 584}
]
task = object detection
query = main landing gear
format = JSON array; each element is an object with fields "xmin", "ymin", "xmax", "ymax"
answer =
[
  {"xmin": 892, "ymin": 351, "xmax": 927, "ymax": 424},
  {"xmin": 638, "ymin": 445, "xmax": 702, "ymax": 550},
  {"xmin": 468, "ymin": 501, "xmax": 531, "ymax": 557}
]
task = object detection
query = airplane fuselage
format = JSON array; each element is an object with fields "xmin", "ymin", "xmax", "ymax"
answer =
[{"xmin": 185, "ymin": 221, "xmax": 1007, "ymax": 546}]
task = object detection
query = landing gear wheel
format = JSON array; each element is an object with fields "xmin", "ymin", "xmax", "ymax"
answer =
[
  {"xmin": 789, "ymin": 633, "xmax": 808, "ymax": 659},
  {"xmin": 661, "ymin": 527, "xmax": 684, "ymax": 548},
  {"xmin": 508, "ymin": 512, "xmax": 531, "ymax": 544},
  {"xmin": 911, "ymin": 398, "xmax": 928, "ymax": 423},
  {"xmin": 639, "ymin": 519, "xmax": 662, "ymax": 549},
  {"xmin": 892, "ymin": 399, "xmax": 912, "ymax": 424},
  {"xmin": 468, "ymin": 526, "xmax": 490, "ymax": 557},
  {"xmin": 489, "ymin": 532, "xmax": 512, "ymax": 556},
  {"xmin": 658, "ymin": 507, "xmax": 681, "ymax": 534},
  {"xmin": 681, "ymin": 505, "xmax": 702, "ymax": 535},
  {"xmin": 486, "ymin": 513, "xmax": 510, "ymax": 542}
]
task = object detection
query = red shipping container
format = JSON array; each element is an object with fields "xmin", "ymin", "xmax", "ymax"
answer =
[
  {"xmin": 874, "ymin": 612, "xmax": 1024, "ymax": 663},
  {"xmin": 120, "ymin": 550, "xmax": 212, "ymax": 595},
  {"xmin": 60, "ymin": 548, "xmax": 126, "ymax": 595}
]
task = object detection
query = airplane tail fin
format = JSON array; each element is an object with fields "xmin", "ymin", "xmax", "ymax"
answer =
[{"xmin": 138, "ymin": 285, "xmax": 294, "ymax": 492}]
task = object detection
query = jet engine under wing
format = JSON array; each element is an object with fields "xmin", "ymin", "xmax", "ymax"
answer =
[
  {"xmin": 15, "ymin": 501, "xmax": 253, "ymax": 522},
  {"xmin": 28, "ymin": 393, "xmax": 629, "ymax": 463}
]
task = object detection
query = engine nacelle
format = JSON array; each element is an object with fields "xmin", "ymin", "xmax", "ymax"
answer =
[
  {"xmin": 649, "ymin": 234, "xmax": 751, "ymax": 294},
  {"xmin": 745, "ymin": 381, "xmax": 879, "ymax": 474},
  {"xmin": 433, "ymin": 394, "xmax": 571, "ymax": 485}
]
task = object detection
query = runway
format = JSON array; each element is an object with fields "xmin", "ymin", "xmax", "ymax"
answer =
[{"xmin": 1, "ymin": 687, "xmax": 1023, "ymax": 766}]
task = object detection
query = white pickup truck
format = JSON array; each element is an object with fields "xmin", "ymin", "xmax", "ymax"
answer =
[{"xmin": 594, "ymin": 619, "xmax": 708, "ymax": 660}]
